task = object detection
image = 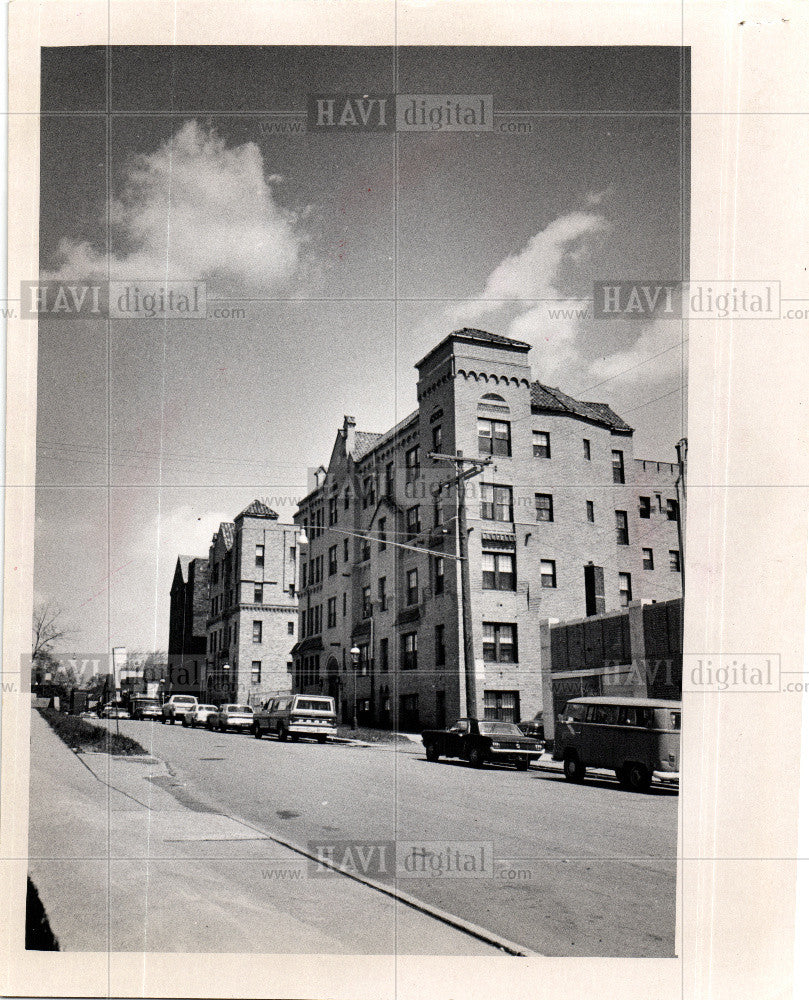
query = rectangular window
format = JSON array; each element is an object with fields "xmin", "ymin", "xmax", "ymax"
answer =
[
  {"xmin": 482, "ymin": 623, "xmax": 518, "ymax": 663},
  {"xmin": 533, "ymin": 431, "xmax": 551, "ymax": 458},
  {"xmin": 385, "ymin": 462, "xmax": 394, "ymax": 496},
  {"xmin": 255, "ymin": 544, "xmax": 264, "ymax": 567},
  {"xmin": 362, "ymin": 586, "xmax": 372, "ymax": 619},
  {"xmin": 327, "ymin": 596, "xmax": 337, "ymax": 629},
  {"xmin": 478, "ymin": 418, "xmax": 511, "ymax": 457},
  {"xmin": 615, "ymin": 510, "xmax": 629, "ymax": 545},
  {"xmin": 642, "ymin": 548, "xmax": 654, "ymax": 570},
  {"xmin": 252, "ymin": 620, "xmax": 262, "ymax": 643},
  {"xmin": 328, "ymin": 545, "xmax": 338, "ymax": 576},
  {"xmin": 406, "ymin": 568, "xmax": 419, "ymax": 605},
  {"xmin": 342, "ymin": 592, "xmax": 347, "ymax": 617},
  {"xmin": 406, "ymin": 505, "xmax": 421, "ymax": 538},
  {"xmin": 378, "ymin": 517, "xmax": 387, "ymax": 551},
  {"xmin": 535, "ymin": 493, "xmax": 554, "ymax": 522},
  {"xmin": 378, "ymin": 576, "xmax": 387, "ymax": 612},
  {"xmin": 619, "ymin": 572, "xmax": 633, "ymax": 606},
  {"xmin": 432, "ymin": 424, "xmax": 443, "ymax": 453},
  {"xmin": 540, "ymin": 559, "xmax": 557, "ymax": 588},
  {"xmin": 380, "ymin": 637, "xmax": 389, "ymax": 672},
  {"xmin": 482, "ymin": 550, "xmax": 516, "ymax": 591},
  {"xmin": 669, "ymin": 549, "xmax": 681, "ymax": 572},
  {"xmin": 583, "ymin": 438, "xmax": 591, "ymax": 460},
  {"xmin": 343, "ymin": 538, "xmax": 349, "ymax": 562},
  {"xmin": 666, "ymin": 498, "xmax": 679, "ymax": 521},
  {"xmin": 344, "ymin": 487, "xmax": 350, "ymax": 510},
  {"xmin": 301, "ymin": 563, "xmax": 307, "ymax": 589},
  {"xmin": 287, "ymin": 620, "xmax": 295, "ymax": 635},
  {"xmin": 586, "ymin": 500, "xmax": 595, "ymax": 522},
  {"xmin": 405, "ymin": 445, "xmax": 421, "ymax": 482},
  {"xmin": 253, "ymin": 583, "xmax": 263, "ymax": 604},
  {"xmin": 612, "ymin": 450, "xmax": 625, "ymax": 484},
  {"xmin": 435, "ymin": 624, "xmax": 446, "ymax": 666},
  {"xmin": 434, "ymin": 556, "xmax": 445, "ymax": 594},
  {"xmin": 480, "ymin": 483, "xmax": 514, "ymax": 522},
  {"xmin": 251, "ymin": 661, "xmax": 261, "ymax": 684},
  {"xmin": 361, "ymin": 537, "xmax": 371, "ymax": 562},
  {"xmin": 328, "ymin": 496, "xmax": 338, "ymax": 526},
  {"xmin": 639, "ymin": 496, "xmax": 651, "ymax": 518},
  {"xmin": 483, "ymin": 690, "xmax": 520, "ymax": 724},
  {"xmin": 401, "ymin": 632, "xmax": 418, "ymax": 670}
]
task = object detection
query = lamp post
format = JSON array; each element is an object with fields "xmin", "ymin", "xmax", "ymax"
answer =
[
  {"xmin": 222, "ymin": 662, "xmax": 230, "ymax": 704},
  {"xmin": 349, "ymin": 645, "xmax": 360, "ymax": 730}
]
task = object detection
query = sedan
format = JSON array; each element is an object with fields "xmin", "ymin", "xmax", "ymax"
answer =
[
  {"xmin": 100, "ymin": 701, "xmax": 131, "ymax": 719},
  {"xmin": 422, "ymin": 718, "xmax": 543, "ymax": 770},
  {"xmin": 208, "ymin": 704, "xmax": 254, "ymax": 732},
  {"xmin": 183, "ymin": 703, "xmax": 219, "ymax": 728}
]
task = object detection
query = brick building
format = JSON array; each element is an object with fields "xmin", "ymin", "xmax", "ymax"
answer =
[
  {"xmin": 167, "ymin": 555, "xmax": 209, "ymax": 694},
  {"xmin": 293, "ymin": 328, "xmax": 684, "ymax": 731},
  {"xmin": 205, "ymin": 500, "xmax": 299, "ymax": 706}
]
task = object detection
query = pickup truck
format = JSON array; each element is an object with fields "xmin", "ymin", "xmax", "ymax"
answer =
[
  {"xmin": 421, "ymin": 718, "xmax": 543, "ymax": 770},
  {"xmin": 253, "ymin": 694, "xmax": 337, "ymax": 743},
  {"xmin": 161, "ymin": 694, "xmax": 198, "ymax": 724}
]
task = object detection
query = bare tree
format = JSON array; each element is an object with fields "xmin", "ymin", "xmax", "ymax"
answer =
[{"xmin": 32, "ymin": 601, "xmax": 73, "ymax": 662}]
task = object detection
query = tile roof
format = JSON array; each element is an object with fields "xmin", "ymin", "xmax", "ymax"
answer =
[
  {"xmin": 237, "ymin": 498, "xmax": 279, "ymax": 520},
  {"xmin": 530, "ymin": 382, "xmax": 632, "ymax": 432},
  {"xmin": 351, "ymin": 431, "xmax": 384, "ymax": 460},
  {"xmin": 451, "ymin": 327, "xmax": 532, "ymax": 350},
  {"xmin": 218, "ymin": 522, "xmax": 235, "ymax": 550}
]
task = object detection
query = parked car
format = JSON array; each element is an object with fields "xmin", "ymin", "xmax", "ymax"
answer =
[
  {"xmin": 208, "ymin": 703, "xmax": 254, "ymax": 732},
  {"xmin": 161, "ymin": 694, "xmax": 198, "ymax": 724},
  {"xmin": 183, "ymin": 703, "xmax": 219, "ymax": 728},
  {"xmin": 100, "ymin": 701, "xmax": 131, "ymax": 719},
  {"xmin": 130, "ymin": 696, "xmax": 161, "ymax": 721},
  {"xmin": 253, "ymin": 694, "xmax": 337, "ymax": 742},
  {"xmin": 518, "ymin": 712, "xmax": 545, "ymax": 744},
  {"xmin": 421, "ymin": 718, "xmax": 542, "ymax": 770},
  {"xmin": 552, "ymin": 696, "xmax": 681, "ymax": 791}
]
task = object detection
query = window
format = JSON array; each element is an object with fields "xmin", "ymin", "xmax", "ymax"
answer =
[
  {"xmin": 328, "ymin": 496, "xmax": 338, "ymax": 526},
  {"xmin": 252, "ymin": 620, "xmax": 262, "ymax": 643},
  {"xmin": 540, "ymin": 559, "xmax": 557, "ymax": 588},
  {"xmin": 535, "ymin": 493, "xmax": 554, "ymax": 522},
  {"xmin": 401, "ymin": 632, "xmax": 418, "ymax": 670},
  {"xmin": 254, "ymin": 583, "xmax": 263, "ymax": 604},
  {"xmin": 327, "ymin": 596, "xmax": 337, "ymax": 629},
  {"xmin": 435, "ymin": 624, "xmax": 446, "ymax": 666},
  {"xmin": 639, "ymin": 496, "xmax": 651, "ymax": 518},
  {"xmin": 642, "ymin": 548, "xmax": 654, "ymax": 570},
  {"xmin": 666, "ymin": 498, "xmax": 679, "ymax": 521},
  {"xmin": 380, "ymin": 637, "xmax": 389, "ymax": 672},
  {"xmin": 612, "ymin": 450, "xmax": 625, "ymax": 484},
  {"xmin": 483, "ymin": 690, "xmax": 520, "ymax": 724},
  {"xmin": 482, "ymin": 623, "xmax": 518, "ymax": 663},
  {"xmin": 586, "ymin": 500, "xmax": 595, "ymax": 523},
  {"xmin": 478, "ymin": 418, "xmax": 511, "ymax": 456},
  {"xmin": 378, "ymin": 576, "xmax": 387, "ymax": 612},
  {"xmin": 358, "ymin": 644, "xmax": 370, "ymax": 676},
  {"xmin": 615, "ymin": 510, "xmax": 629, "ymax": 545},
  {"xmin": 362, "ymin": 586, "xmax": 372, "ymax": 619},
  {"xmin": 343, "ymin": 538, "xmax": 349, "ymax": 562},
  {"xmin": 434, "ymin": 556, "xmax": 445, "ymax": 595},
  {"xmin": 533, "ymin": 431, "xmax": 551, "ymax": 458},
  {"xmin": 406, "ymin": 505, "xmax": 421, "ymax": 539},
  {"xmin": 255, "ymin": 544, "xmax": 264, "ymax": 567},
  {"xmin": 432, "ymin": 424, "xmax": 443, "ymax": 453},
  {"xmin": 342, "ymin": 592, "xmax": 347, "ymax": 617},
  {"xmin": 406, "ymin": 568, "xmax": 419, "ymax": 605},
  {"xmin": 385, "ymin": 461, "xmax": 394, "ymax": 496},
  {"xmin": 480, "ymin": 483, "xmax": 513, "ymax": 522},
  {"xmin": 482, "ymin": 550, "xmax": 516, "ymax": 591},
  {"xmin": 583, "ymin": 438, "xmax": 591, "ymax": 460},
  {"xmin": 328, "ymin": 545, "xmax": 338, "ymax": 576},
  {"xmin": 361, "ymin": 537, "xmax": 371, "ymax": 562},
  {"xmin": 669, "ymin": 549, "xmax": 681, "ymax": 572},
  {"xmin": 619, "ymin": 572, "xmax": 633, "ymax": 606},
  {"xmin": 378, "ymin": 517, "xmax": 387, "ymax": 551},
  {"xmin": 344, "ymin": 487, "xmax": 350, "ymax": 510},
  {"xmin": 405, "ymin": 445, "xmax": 420, "ymax": 482},
  {"xmin": 301, "ymin": 563, "xmax": 307, "ymax": 589},
  {"xmin": 251, "ymin": 661, "xmax": 261, "ymax": 684},
  {"xmin": 287, "ymin": 620, "xmax": 295, "ymax": 635}
]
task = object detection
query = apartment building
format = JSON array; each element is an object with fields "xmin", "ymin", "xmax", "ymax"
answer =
[
  {"xmin": 167, "ymin": 555, "xmax": 209, "ymax": 694},
  {"xmin": 205, "ymin": 499, "xmax": 299, "ymax": 705},
  {"xmin": 293, "ymin": 328, "xmax": 684, "ymax": 731}
]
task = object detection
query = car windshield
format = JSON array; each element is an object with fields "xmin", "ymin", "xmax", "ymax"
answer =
[
  {"xmin": 226, "ymin": 705, "xmax": 253, "ymax": 713},
  {"xmin": 137, "ymin": 699, "xmax": 158, "ymax": 706},
  {"xmin": 175, "ymin": 697, "xmax": 196, "ymax": 704},
  {"xmin": 478, "ymin": 722, "xmax": 523, "ymax": 736},
  {"xmin": 295, "ymin": 699, "xmax": 333, "ymax": 712},
  {"xmin": 201, "ymin": 705, "xmax": 217, "ymax": 712}
]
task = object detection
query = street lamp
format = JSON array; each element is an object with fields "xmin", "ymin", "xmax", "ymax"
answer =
[
  {"xmin": 222, "ymin": 662, "xmax": 230, "ymax": 702},
  {"xmin": 349, "ymin": 645, "xmax": 360, "ymax": 731}
]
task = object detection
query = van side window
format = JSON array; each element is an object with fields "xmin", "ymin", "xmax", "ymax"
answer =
[
  {"xmin": 591, "ymin": 704, "xmax": 618, "ymax": 724},
  {"xmin": 564, "ymin": 703, "xmax": 586, "ymax": 722}
]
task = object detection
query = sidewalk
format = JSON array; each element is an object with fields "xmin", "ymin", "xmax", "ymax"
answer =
[{"xmin": 27, "ymin": 710, "xmax": 504, "ymax": 955}]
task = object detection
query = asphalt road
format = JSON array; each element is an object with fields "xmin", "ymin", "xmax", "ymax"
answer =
[{"xmin": 101, "ymin": 718, "xmax": 678, "ymax": 956}]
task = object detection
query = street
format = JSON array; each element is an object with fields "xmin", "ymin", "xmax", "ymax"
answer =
[{"xmin": 95, "ymin": 718, "xmax": 678, "ymax": 956}]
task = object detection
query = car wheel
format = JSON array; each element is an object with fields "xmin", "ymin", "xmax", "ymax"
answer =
[
  {"xmin": 624, "ymin": 763, "xmax": 651, "ymax": 792},
  {"xmin": 563, "ymin": 754, "xmax": 586, "ymax": 782},
  {"xmin": 278, "ymin": 726, "xmax": 287, "ymax": 741},
  {"xmin": 182, "ymin": 717, "xmax": 189, "ymax": 727},
  {"xmin": 515, "ymin": 759, "xmax": 530, "ymax": 771},
  {"xmin": 253, "ymin": 724, "xmax": 262, "ymax": 739},
  {"xmin": 425, "ymin": 742, "xmax": 440, "ymax": 762},
  {"xmin": 317, "ymin": 735, "xmax": 327, "ymax": 744},
  {"xmin": 468, "ymin": 747, "xmax": 484, "ymax": 768},
  {"xmin": 290, "ymin": 732, "xmax": 299, "ymax": 742},
  {"xmin": 161, "ymin": 717, "xmax": 166, "ymax": 724}
]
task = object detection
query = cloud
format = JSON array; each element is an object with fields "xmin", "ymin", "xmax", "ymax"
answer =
[
  {"xmin": 46, "ymin": 121, "xmax": 311, "ymax": 295},
  {"xmin": 581, "ymin": 319, "xmax": 685, "ymax": 392}
]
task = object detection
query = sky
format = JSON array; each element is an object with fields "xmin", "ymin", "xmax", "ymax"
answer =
[{"xmin": 35, "ymin": 45, "xmax": 690, "ymax": 656}]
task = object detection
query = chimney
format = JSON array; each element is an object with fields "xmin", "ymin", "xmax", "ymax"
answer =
[{"xmin": 343, "ymin": 415, "xmax": 356, "ymax": 458}]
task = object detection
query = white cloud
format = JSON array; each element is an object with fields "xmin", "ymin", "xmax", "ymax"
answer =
[
  {"xmin": 583, "ymin": 319, "xmax": 685, "ymax": 391},
  {"xmin": 46, "ymin": 121, "xmax": 310, "ymax": 295}
]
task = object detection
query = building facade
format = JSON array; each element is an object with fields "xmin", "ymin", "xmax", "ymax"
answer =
[
  {"xmin": 293, "ymin": 328, "xmax": 684, "ymax": 731},
  {"xmin": 205, "ymin": 500, "xmax": 299, "ymax": 706},
  {"xmin": 167, "ymin": 556, "xmax": 209, "ymax": 695}
]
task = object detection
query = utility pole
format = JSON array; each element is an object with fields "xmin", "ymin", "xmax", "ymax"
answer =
[
  {"xmin": 675, "ymin": 437, "xmax": 687, "ymax": 594},
  {"xmin": 429, "ymin": 450, "xmax": 491, "ymax": 718}
]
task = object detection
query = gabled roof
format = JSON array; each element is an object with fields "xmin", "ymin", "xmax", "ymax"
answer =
[
  {"xmin": 352, "ymin": 431, "xmax": 384, "ymax": 461},
  {"xmin": 175, "ymin": 555, "xmax": 194, "ymax": 583},
  {"xmin": 530, "ymin": 382, "xmax": 632, "ymax": 432},
  {"xmin": 236, "ymin": 498, "xmax": 279, "ymax": 520},
  {"xmin": 216, "ymin": 522, "xmax": 235, "ymax": 550}
]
